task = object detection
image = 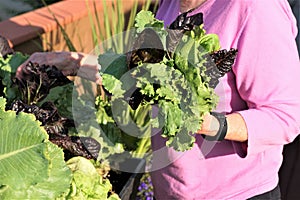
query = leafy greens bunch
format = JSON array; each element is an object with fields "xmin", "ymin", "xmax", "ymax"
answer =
[
  {"xmin": 0, "ymin": 97, "xmax": 120, "ymax": 200},
  {"xmin": 100, "ymin": 10, "xmax": 237, "ymax": 152},
  {"xmin": 0, "ymin": 51, "xmax": 120, "ymax": 199}
]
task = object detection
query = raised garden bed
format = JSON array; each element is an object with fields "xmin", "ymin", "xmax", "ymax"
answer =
[
  {"xmin": 0, "ymin": 0, "xmax": 152, "ymax": 54},
  {"xmin": 0, "ymin": 40, "xmax": 147, "ymax": 199},
  {"xmin": 0, "ymin": 0, "xmax": 61, "ymax": 21},
  {"xmin": 110, "ymin": 158, "xmax": 146, "ymax": 200},
  {"xmin": 0, "ymin": 2, "xmax": 158, "ymax": 199}
]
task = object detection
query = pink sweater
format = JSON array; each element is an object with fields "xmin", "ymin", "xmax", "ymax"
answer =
[{"xmin": 150, "ymin": 0, "xmax": 300, "ymax": 199}]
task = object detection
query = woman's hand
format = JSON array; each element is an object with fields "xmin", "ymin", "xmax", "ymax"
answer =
[
  {"xmin": 197, "ymin": 113, "xmax": 220, "ymax": 136},
  {"xmin": 16, "ymin": 51, "xmax": 101, "ymax": 84},
  {"xmin": 197, "ymin": 112, "xmax": 248, "ymax": 142}
]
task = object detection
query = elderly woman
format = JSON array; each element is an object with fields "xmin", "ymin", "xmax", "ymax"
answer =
[
  {"xmin": 149, "ymin": 0, "xmax": 300, "ymax": 199},
  {"xmin": 15, "ymin": 0, "xmax": 300, "ymax": 199}
]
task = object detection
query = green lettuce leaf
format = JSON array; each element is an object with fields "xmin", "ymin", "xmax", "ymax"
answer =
[
  {"xmin": 65, "ymin": 156, "xmax": 120, "ymax": 200},
  {"xmin": 99, "ymin": 10, "xmax": 220, "ymax": 152},
  {"xmin": 0, "ymin": 97, "xmax": 72, "ymax": 199},
  {"xmin": 0, "ymin": 52, "xmax": 28, "ymax": 103},
  {"xmin": 101, "ymin": 74, "xmax": 126, "ymax": 98},
  {"xmin": 40, "ymin": 83, "xmax": 74, "ymax": 119},
  {"xmin": 134, "ymin": 10, "xmax": 164, "ymax": 33},
  {"xmin": 99, "ymin": 52, "xmax": 127, "ymax": 80},
  {"xmin": 132, "ymin": 63, "xmax": 211, "ymax": 151},
  {"xmin": 134, "ymin": 10, "xmax": 168, "ymax": 47}
]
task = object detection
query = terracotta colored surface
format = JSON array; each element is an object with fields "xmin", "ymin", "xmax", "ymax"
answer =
[{"xmin": 0, "ymin": 0, "xmax": 147, "ymax": 54}]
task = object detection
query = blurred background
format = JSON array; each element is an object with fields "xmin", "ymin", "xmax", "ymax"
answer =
[{"xmin": 0, "ymin": 0, "xmax": 61, "ymax": 21}]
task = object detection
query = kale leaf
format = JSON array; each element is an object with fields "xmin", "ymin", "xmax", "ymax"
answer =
[{"xmin": 100, "ymin": 10, "xmax": 237, "ymax": 151}]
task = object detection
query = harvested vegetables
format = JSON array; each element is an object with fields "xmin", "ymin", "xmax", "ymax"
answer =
[{"xmin": 100, "ymin": 10, "xmax": 237, "ymax": 151}]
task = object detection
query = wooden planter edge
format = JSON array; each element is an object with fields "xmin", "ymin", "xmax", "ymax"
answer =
[{"xmin": 0, "ymin": 0, "xmax": 146, "ymax": 54}]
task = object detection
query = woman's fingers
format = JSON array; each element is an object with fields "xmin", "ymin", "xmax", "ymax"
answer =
[
  {"xmin": 65, "ymin": 62, "xmax": 101, "ymax": 84},
  {"xmin": 16, "ymin": 51, "xmax": 101, "ymax": 84}
]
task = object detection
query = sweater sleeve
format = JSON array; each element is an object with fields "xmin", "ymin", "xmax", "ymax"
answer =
[{"xmin": 234, "ymin": 0, "xmax": 300, "ymax": 156}]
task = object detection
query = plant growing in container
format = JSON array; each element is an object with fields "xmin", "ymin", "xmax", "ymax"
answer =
[
  {"xmin": 0, "ymin": 1, "xmax": 158, "ymax": 199},
  {"xmin": 0, "ymin": 1, "xmax": 237, "ymax": 198}
]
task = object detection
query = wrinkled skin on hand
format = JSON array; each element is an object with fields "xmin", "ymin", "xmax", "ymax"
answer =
[{"xmin": 16, "ymin": 52, "xmax": 102, "ymax": 85}]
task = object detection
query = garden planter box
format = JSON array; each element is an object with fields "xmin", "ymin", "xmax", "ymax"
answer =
[
  {"xmin": 110, "ymin": 158, "xmax": 146, "ymax": 200},
  {"xmin": 0, "ymin": 1, "xmax": 153, "ymax": 198},
  {"xmin": 0, "ymin": 0, "xmax": 150, "ymax": 54}
]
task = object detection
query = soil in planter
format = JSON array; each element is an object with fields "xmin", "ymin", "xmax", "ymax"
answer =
[
  {"xmin": 107, "ymin": 158, "xmax": 146, "ymax": 199},
  {"xmin": 109, "ymin": 170, "xmax": 132, "ymax": 194},
  {"xmin": 109, "ymin": 170, "xmax": 144, "ymax": 200}
]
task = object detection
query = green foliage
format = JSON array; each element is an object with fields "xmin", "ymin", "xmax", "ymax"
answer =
[
  {"xmin": 134, "ymin": 10, "xmax": 168, "ymax": 48},
  {"xmin": 0, "ymin": 95, "xmax": 120, "ymax": 199},
  {"xmin": 0, "ymin": 52, "xmax": 74, "ymax": 121},
  {"xmin": 134, "ymin": 10, "xmax": 164, "ymax": 33},
  {"xmin": 93, "ymin": 95, "xmax": 151, "ymax": 159},
  {"xmin": 83, "ymin": 0, "xmax": 159, "ymax": 53},
  {"xmin": 100, "ymin": 10, "xmax": 219, "ymax": 151},
  {"xmin": 99, "ymin": 52, "xmax": 128, "ymax": 79},
  {"xmin": 0, "ymin": 3, "xmax": 162, "ymax": 199},
  {"xmin": 185, "ymin": 24, "xmax": 221, "ymax": 53},
  {"xmin": 40, "ymin": 83, "xmax": 74, "ymax": 119},
  {"xmin": 65, "ymin": 157, "xmax": 120, "ymax": 200},
  {"xmin": 0, "ymin": 52, "xmax": 28, "ymax": 103},
  {"xmin": 98, "ymin": 51, "xmax": 152, "ymax": 155},
  {"xmin": 131, "ymin": 62, "xmax": 216, "ymax": 151},
  {"xmin": 0, "ymin": 97, "xmax": 72, "ymax": 199},
  {"xmin": 0, "ymin": 97, "xmax": 6, "ymax": 110}
]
